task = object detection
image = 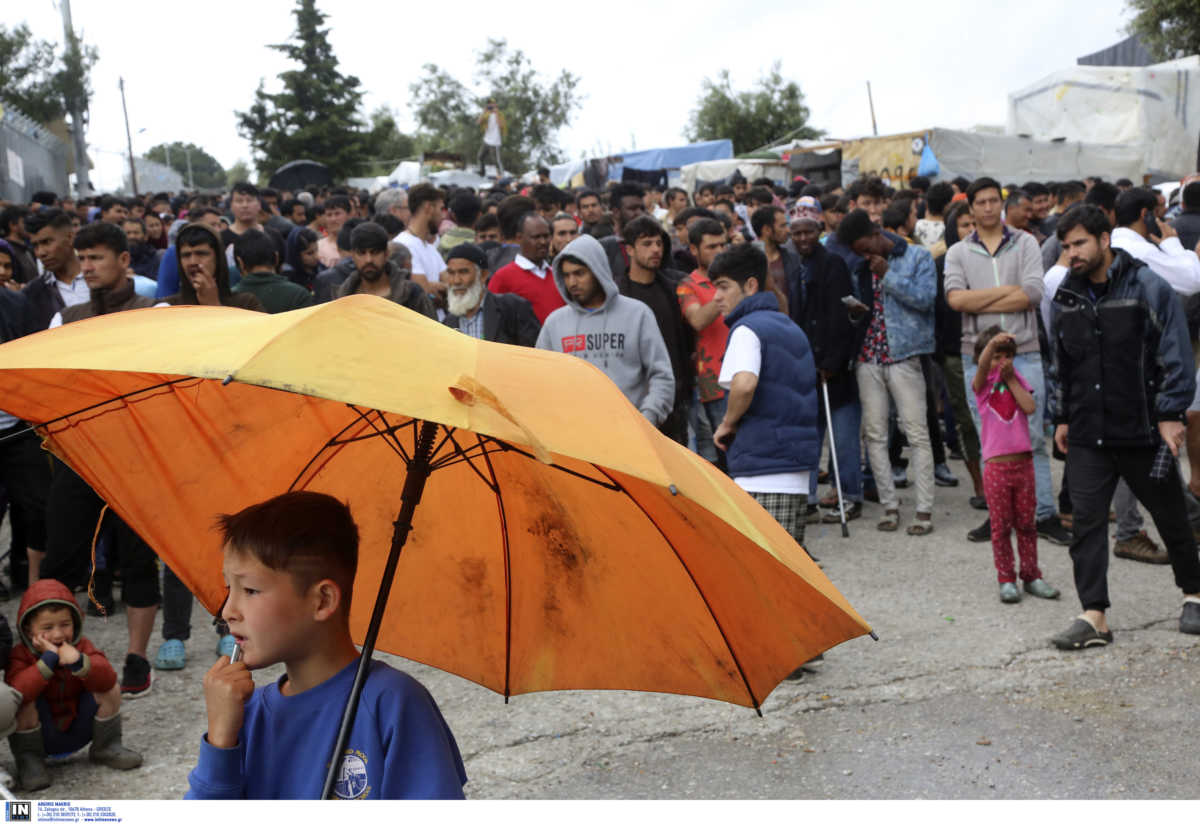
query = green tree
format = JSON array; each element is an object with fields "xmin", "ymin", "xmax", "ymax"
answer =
[
  {"xmin": 145, "ymin": 142, "xmax": 226, "ymax": 189},
  {"xmin": 0, "ymin": 22, "xmax": 98, "ymax": 124},
  {"xmin": 225, "ymin": 159, "xmax": 254, "ymax": 189},
  {"xmin": 236, "ymin": 0, "xmax": 370, "ymax": 180},
  {"xmin": 409, "ymin": 38, "xmax": 580, "ymax": 173},
  {"xmin": 686, "ymin": 64, "xmax": 822, "ymax": 155},
  {"xmin": 1126, "ymin": 0, "xmax": 1200, "ymax": 61},
  {"xmin": 355, "ymin": 107, "xmax": 418, "ymax": 176}
]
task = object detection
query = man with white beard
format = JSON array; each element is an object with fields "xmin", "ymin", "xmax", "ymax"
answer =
[{"xmin": 441, "ymin": 243, "xmax": 540, "ymax": 346}]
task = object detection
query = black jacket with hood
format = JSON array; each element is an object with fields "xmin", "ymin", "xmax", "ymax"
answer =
[
  {"xmin": 1051, "ymin": 248, "xmax": 1195, "ymax": 449},
  {"xmin": 165, "ymin": 223, "xmax": 264, "ymax": 312}
]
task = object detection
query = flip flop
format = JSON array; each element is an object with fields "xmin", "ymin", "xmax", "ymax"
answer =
[{"xmin": 906, "ymin": 519, "xmax": 934, "ymax": 536}]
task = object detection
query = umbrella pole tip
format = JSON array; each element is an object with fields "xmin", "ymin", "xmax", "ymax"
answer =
[
  {"xmin": 668, "ymin": 484, "xmax": 678, "ymax": 496},
  {"xmin": 869, "ymin": 631, "xmax": 879, "ymax": 641},
  {"xmin": 221, "ymin": 374, "xmax": 234, "ymax": 386}
]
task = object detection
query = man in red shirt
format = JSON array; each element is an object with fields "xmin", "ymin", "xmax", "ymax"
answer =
[
  {"xmin": 487, "ymin": 214, "xmax": 563, "ymax": 323},
  {"xmin": 677, "ymin": 217, "xmax": 730, "ymax": 464}
]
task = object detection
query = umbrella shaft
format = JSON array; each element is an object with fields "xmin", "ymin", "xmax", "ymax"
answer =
[{"xmin": 321, "ymin": 419, "xmax": 439, "ymax": 799}]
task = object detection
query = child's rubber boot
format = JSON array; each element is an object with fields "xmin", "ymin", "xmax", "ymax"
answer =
[
  {"xmin": 88, "ymin": 713, "xmax": 142, "ymax": 770},
  {"xmin": 9, "ymin": 726, "xmax": 51, "ymax": 790}
]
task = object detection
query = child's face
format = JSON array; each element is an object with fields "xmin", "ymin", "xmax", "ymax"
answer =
[
  {"xmin": 220, "ymin": 546, "xmax": 315, "ymax": 670},
  {"xmin": 992, "ymin": 351, "xmax": 1013, "ymax": 371},
  {"xmin": 27, "ymin": 607, "xmax": 74, "ymax": 650}
]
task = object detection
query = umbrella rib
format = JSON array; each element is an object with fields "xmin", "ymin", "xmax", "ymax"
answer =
[
  {"xmin": 4, "ymin": 377, "xmax": 198, "ymax": 443},
  {"xmin": 594, "ymin": 467, "xmax": 764, "ymax": 716},
  {"xmin": 346, "ymin": 406, "xmax": 410, "ymax": 464},
  {"xmin": 436, "ymin": 430, "xmax": 499, "ymax": 492},
  {"xmin": 476, "ymin": 434, "xmax": 514, "ymax": 702},
  {"xmin": 287, "ymin": 413, "xmax": 381, "ymax": 492}
]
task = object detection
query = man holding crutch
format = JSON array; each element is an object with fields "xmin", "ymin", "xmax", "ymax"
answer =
[{"xmin": 788, "ymin": 216, "xmax": 862, "ymax": 525}]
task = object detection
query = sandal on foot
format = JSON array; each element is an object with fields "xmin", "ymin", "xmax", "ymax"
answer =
[
  {"xmin": 877, "ymin": 509, "xmax": 900, "ymax": 532},
  {"xmin": 906, "ymin": 518, "xmax": 934, "ymax": 536}
]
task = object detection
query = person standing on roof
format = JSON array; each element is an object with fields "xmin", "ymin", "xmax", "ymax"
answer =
[{"xmin": 477, "ymin": 99, "xmax": 507, "ymax": 178}]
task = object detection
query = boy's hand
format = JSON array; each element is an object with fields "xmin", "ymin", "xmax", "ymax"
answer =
[
  {"xmin": 33, "ymin": 633, "xmax": 56, "ymax": 656},
  {"xmin": 203, "ymin": 657, "xmax": 254, "ymax": 749},
  {"xmin": 56, "ymin": 642, "xmax": 80, "ymax": 667}
]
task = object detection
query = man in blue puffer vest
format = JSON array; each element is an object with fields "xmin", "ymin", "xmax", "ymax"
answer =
[{"xmin": 711, "ymin": 243, "xmax": 820, "ymax": 552}]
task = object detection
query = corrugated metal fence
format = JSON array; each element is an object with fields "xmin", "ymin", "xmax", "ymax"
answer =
[{"xmin": 0, "ymin": 105, "xmax": 70, "ymax": 202}]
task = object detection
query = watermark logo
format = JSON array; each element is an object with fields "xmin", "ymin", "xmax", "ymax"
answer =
[{"xmin": 4, "ymin": 801, "xmax": 31, "ymax": 822}]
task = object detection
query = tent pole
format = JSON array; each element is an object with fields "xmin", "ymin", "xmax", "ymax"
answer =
[{"xmin": 320, "ymin": 418, "xmax": 439, "ymax": 800}]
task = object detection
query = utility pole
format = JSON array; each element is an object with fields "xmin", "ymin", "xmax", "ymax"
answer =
[
  {"xmin": 60, "ymin": 0, "xmax": 90, "ymax": 197},
  {"xmin": 119, "ymin": 77, "xmax": 138, "ymax": 196},
  {"xmin": 866, "ymin": 81, "xmax": 879, "ymax": 137}
]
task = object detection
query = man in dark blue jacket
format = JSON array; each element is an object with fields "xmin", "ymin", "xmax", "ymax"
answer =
[
  {"xmin": 1050, "ymin": 205, "xmax": 1200, "ymax": 649},
  {"xmin": 710, "ymin": 243, "xmax": 819, "ymax": 552}
]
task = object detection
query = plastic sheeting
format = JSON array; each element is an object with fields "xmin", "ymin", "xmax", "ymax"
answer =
[
  {"xmin": 927, "ymin": 128, "xmax": 1144, "ymax": 183},
  {"xmin": 1008, "ymin": 56, "xmax": 1200, "ymax": 179},
  {"xmin": 678, "ymin": 159, "xmax": 789, "ymax": 192}
]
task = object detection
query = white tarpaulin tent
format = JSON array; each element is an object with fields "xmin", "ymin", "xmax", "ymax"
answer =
[
  {"xmin": 1008, "ymin": 56, "xmax": 1200, "ymax": 179},
  {"xmin": 679, "ymin": 158, "xmax": 789, "ymax": 192},
  {"xmin": 926, "ymin": 129, "xmax": 1145, "ymax": 183}
]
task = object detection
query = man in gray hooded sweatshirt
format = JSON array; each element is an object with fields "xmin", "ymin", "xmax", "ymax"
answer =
[{"xmin": 537, "ymin": 234, "xmax": 675, "ymax": 426}]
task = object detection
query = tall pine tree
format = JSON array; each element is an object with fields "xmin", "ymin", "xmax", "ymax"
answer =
[{"xmin": 236, "ymin": 0, "xmax": 367, "ymax": 180}]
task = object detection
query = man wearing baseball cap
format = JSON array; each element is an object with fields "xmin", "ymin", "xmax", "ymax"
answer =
[{"xmin": 442, "ymin": 243, "xmax": 540, "ymax": 346}]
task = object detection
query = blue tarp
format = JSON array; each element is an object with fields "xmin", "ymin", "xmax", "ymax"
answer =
[{"xmin": 608, "ymin": 139, "xmax": 733, "ymax": 181}]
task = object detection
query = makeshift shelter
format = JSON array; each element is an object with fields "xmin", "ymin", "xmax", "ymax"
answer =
[
  {"xmin": 679, "ymin": 157, "xmax": 789, "ymax": 192},
  {"xmin": 269, "ymin": 159, "xmax": 332, "ymax": 191},
  {"xmin": 1008, "ymin": 56, "xmax": 1200, "ymax": 180}
]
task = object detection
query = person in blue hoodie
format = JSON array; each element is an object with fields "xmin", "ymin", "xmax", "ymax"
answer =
[
  {"xmin": 709, "ymin": 243, "xmax": 819, "ymax": 552},
  {"xmin": 536, "ymin": 234, "xmax": 675, "ymax": 427},
  {"xmin": 186, "ymin": 491, "xmax": 466, "ymax": 800}
]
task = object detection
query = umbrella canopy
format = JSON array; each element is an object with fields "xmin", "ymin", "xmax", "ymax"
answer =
[
  {"xmin": 0, "ymin": 297, "xmax": 870, "ymax": 709},
  {"xmin": 268, "ymin": 159, "xmax": 332, "ymax": 191}
]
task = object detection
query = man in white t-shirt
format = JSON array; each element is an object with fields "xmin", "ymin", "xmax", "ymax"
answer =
[
  {"xmin": 710, "ymin": 243, "xmax": 820, "ymax": 555},
  {"xmin": 392, "ymin": 183, "xmax": 447, "ymax": 301},
  {"xmin": 477, "ymin": 100, "xmax": 506, "ymax": 177}
]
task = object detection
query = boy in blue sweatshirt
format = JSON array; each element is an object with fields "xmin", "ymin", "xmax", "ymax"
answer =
[{"xmin": 186, "ymin": 491, "xmax": 467, "ymax": 799}]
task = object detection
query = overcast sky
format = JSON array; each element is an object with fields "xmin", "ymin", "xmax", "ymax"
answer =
[{"xmin": 19, "ymin": 0, "xmax": 1134, "ymax": 190}]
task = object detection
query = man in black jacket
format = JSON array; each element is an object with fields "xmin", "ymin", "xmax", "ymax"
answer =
[
  {"xmin": 789, "ymin": 217, "xmax": 862, "ymax": 521},
  {"xmin": 442, "ymin": 244, "xmax": 539, "ymax": 347},
  {"xmin": 22, "ymin": 208, "xmax": 86, "ymax": 330},
  {"xmin": 617, "ymin": 216, "xmax": 695, "ymax": 444},
  {"xmin": 1172, "ymin": 178, "xmax": 1200, "ymax": 252},
  {"xmin": 1050, "ymin": 205, "xmax": 1200, "ymax": 649}
]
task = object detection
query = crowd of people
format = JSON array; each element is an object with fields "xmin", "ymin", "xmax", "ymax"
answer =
[{"xmin": 2, "ymin": 165, "xmax": 1200, "ymax": 792}]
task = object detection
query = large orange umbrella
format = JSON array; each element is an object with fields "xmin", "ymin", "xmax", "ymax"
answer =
[{"xmin": 0, "ymin": 296, "xmax": 872, "ymax": 796}]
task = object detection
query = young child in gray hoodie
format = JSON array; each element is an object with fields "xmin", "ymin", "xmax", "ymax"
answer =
[{"xmin": 536, "ymin": 234, "xmax": 675, "ymax": 426}]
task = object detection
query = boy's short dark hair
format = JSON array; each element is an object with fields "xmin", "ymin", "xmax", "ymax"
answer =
[
  {"xmin": 217, "ymin": 491, "xmax": 359, "ymax": 612},
  {"xmin": 622, "ymin": 215, "xmax": 665, "ymax": 247},
  {"xmin": 835, "ymin": 208, "xmax": 878, "ymax": 248},
  {"xmin": 73, "ymin": 221, "xmax": 128, "ymax": 255},
  {"xmin": 974, "ymin": 324, "xmax": 1017, "ymax": 363},
  {"xmin": 688, "ymin": 217, "xmax": 726, "ymax": 248},
  {"xmin": 233, "ymin": 229, "xmax": 278, "ymax": 271},
  {"xmin": 708, "ymin": 243, "xmax": 766, "ymax": 292},
  {"xmin": 966, "ymin": 177, "xmax": 1002, "ymax": 205},
  {"xmin": 350, "ymin": 221, "xmax": 388, "ymax": 253}
]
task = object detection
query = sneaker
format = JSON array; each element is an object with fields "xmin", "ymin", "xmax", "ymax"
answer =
[
  {"xmin": 1023, "ymin": 578, "xmax": 1060, "ymax": 599},
  {"xmin": 1036, "ymin": 516, "xmax": 1071, "ymax": 546},
  {"xmin": 216, "ymin": 633, "xmax": 237, "ymax": 658},
  {"xmin": 1113, "ymin": 531, "xmax": 1169, "ymax": 565},
  {"xmin": 969, "ymin": 496, "xmax": 989, "ymax": 511},
  {"xmin": 120, "ymin": 653, "xmax": 152, "ymax": 699},
  {"xmin": 892, "ymin": 467, "xmax": 909, "ymax": 488},
  {"xmin": 153, "ymin": 639, "xmax": 187, "ymax": 671},
  {"xmin": 1180, "ymin": 601, "xmax": 1200, "ymax": 635},
  {"xmin": 967, "ymin": 518, "xmax": 991, "ymax": 542},
  {"xmin": 999, "ymin": 582, "xmax": 1021, "ymax": 603},
  {"xmin": 934, "ymin": 463, "xmax": 959, "ymax": 487},
  {"xmin": 1051, "ymin": 618, "xmax": 1113, "ymax": 650},
  {"xmin": 822, "ymin": 501, "xmax": 862, "ymax": 523}
]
